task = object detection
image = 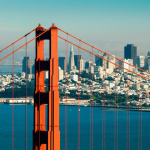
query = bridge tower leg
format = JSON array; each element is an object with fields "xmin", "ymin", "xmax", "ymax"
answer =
[{"xmin": 33, "ymin": 23, "xmax": 60, "ymax": 150}]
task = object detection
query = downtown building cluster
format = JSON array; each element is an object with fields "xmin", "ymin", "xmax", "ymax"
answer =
[
  {"xmin": 1, "ymin": 44, "xmax": 150, "ymax": 107},
  {"xmin": 0, "ymin": 57, "xmax": 34, "ymax": 92},
  {"xmin": 58, "ymin": 44, "xmax": 150, "ymax": 106}
]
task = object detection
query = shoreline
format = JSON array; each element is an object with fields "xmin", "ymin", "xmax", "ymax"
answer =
[
  {"xmin": 59, "ymin": 104, "xmax": 150, "ymax": 112},
  {"xmin": 1, "ymin": 98, "xmax": 150, "ymax": 112}
]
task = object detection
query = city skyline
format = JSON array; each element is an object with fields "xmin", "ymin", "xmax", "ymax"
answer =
[
  {"xmin": 0, "ymin": 0, "xmax": 150, "ymax": 60},
  {"xmin": 0, "ymin": 1, "xmax": 150, "ymax": 150}
]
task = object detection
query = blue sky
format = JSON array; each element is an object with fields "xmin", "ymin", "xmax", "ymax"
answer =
[{"xmin": 0, "ymin": 0, "xmax": 150, "ymax": 63}]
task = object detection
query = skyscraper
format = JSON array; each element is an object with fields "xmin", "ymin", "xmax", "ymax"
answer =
[
  {"xmin": 144, "ymin": 56, "xmax": 150, "ymax": 70},
  {"xmin": 79, "ymin": 59, "xmax": 85, "ymax": 72},
  {"xmin": 103, "ymin": 53, "xmax": 109, "ymax": 69},
  {"xmin": 124, "ymin": 44, "xmax": 137, "ymax": 66},
  {"xmin": 74, "ymin": 55, "xmax": 83, "ymax": 69},
  {"xmin": 85, "ymin": 61, "xmax": 89, "ymax": 69},
  {"xmin": 95, "ymin": 53, "xmax": 103, "ymax": 67},
  {"xmin": 68, "ymin": 45, "xmax": 75, "ymax": 73},
  {"xmin": 59, "ymin": 57, "xmax": 66, "ymax": 71},
  {"xmin": 22, "ymin": 57, "xmax": 32, "ymax": 75},
  {"xmin": 147, "ymin": 51, "xmax": 150, "ymax": 56},
  {"xmin": 123, "ymin": 59, "xmax": 133, "ymax": 72},
  {"xmin": 137, "ymin": 56, "xmax": 145, "ymax": 68}
]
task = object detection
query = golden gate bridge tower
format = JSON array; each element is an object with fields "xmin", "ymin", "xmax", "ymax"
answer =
[{"xmin": 33, "ymin": 23, "xmax": 60, "ymax": 150}]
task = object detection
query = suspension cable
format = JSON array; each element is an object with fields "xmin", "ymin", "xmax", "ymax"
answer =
[
  {"xmin": 92, "ymin": 47, "xmax": 93, "ymax": 150},
  {"xmin": 58, "ymin": 36, "xmax": 150, "ymax": 81},
  {"xmin": 57, "ymin": 28, "xmax": 150, "ymax": 76},
  {"xmin": 126, "ymin": 70, "xmax": 129, "ymax": 150},
  {"xmin": 138, "ymin": 76, "xmax": 140, "ymax": 150},
  {"xmin": 90, "ymin": 53, "xmax": 92, "ymax": 150},
  {"xmin": 25, "ymin": 36, "xmax": 27, "ymax": 150},
  {"xmin": 12, "ymin": 44, "xmax": 14, "ymax": 150},
  {"xmin": 0, "ymin": 28, "xmax": 37, "ymax": 53},
  {"xmin": 114, "ymin": 63, "xmax": 116, "ymax": 150},
  {"xmin": 129, "ymin": 67, "xmax": 130, "ymax": 150},
  {"xmin": 0, "ymin": 26, "xmax": 51, "ymax": 62},
  {"xmin": 78, "ymin": 40, "xmax": 81, "ymax": 150},
  {"xmin": 65, "ymin": 33, "xmax": 68, "ymax": 150},
  {"xmin": 117, "ymin": 60, "xmax": 118, "ymax": 150},
  {"xmin": 141, "ymin": 77, "xmax": 142, "ymax": 150}
]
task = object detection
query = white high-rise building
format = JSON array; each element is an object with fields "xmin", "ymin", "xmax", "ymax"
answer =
[
  {"xmin": 68, "ymin": 45, "xmax": 75, "ymax": 73},
  {"xmin": 59, "ymin": 67, "xmax": 64, "ymax": 81},
  {"xmin": 108, "ymin": 55, "xmax": 115, "ymax": 73},
  {"xmin": 79, "ymin": 59, "xmax": 85, "ymax": 72},
  {"xmin": 123, "ymin": 59, "xmax": 133, "ymax": 72},
  {"xmin": 88, "ymin": 66, "xmax": 94, "ymax": 73},
  {"xmin": 137, "ymin": 56, "xmax": 145, "ymax": 68}
]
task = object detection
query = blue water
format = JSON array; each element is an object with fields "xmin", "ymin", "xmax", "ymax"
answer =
[
  {"xmin": 0, "ymin": 66, "xmax": 22, "ymax": 75},
  {"xmin": 0, "ymin": 105, "xmax": 149, "ymax": 150}
]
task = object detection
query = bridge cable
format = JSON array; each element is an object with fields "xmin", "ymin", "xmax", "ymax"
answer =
[
  {"xmin": 0, "ymin": 26, "xmax": 51, "ymax": 62},
  {"xmin": 1, "ymin": 35, "xmax": 149, "ymax": 80},
  {"xmin": 104, "ymin": 54, "xmax": 107, "ymax": 150},
  {"xmin": 89, "ymin": 54, "xmax": 92, "ymax": 150},
  {"xmin": 90, "ymin": 53, "xmax": 91, "ymax": 150},
  {"xmin": 138, "ymin": 76, "xmax": 140, "ymax": 150},
  {"xmin": 0, "ymin": 46, "xmax": 1, "ymax": 130},
  {"xmin": 78, "ymin": 40, "xmax": 81, "ymax": 150},
  {"xmin": 126, "ymin": 70, "xmax": 129, "ymax": 150},
  {"xmin": 12, "ymin": 44, "xmax": 14, "ymax": 150},
  {"xmin": 25, "ymin": 36, "xmax": 27, "ymax": 150},
  {"xmin": 58, "ymin": 36, "xmax": 150, "ymax": 82},
  {"xmin": 117, "ymin": 61, "xmax": 119, "ymax": 150},
  {"xmin": 65, "ymin": 33, "xmax": 68, "ymax": 150},
  {"xmin": 0, "ymin": 28, "xmax": 37, "ymax": 54},
  {"xmin": 102, "ymin": 57, "xmax": 104, "ymax": 150},
  {"xmin": 140, "ymin": 77, "xmax": 142, "ymax": 150},
  {"xmin": 129, "ymin": 66, "xmax": 131, "ymax": 150},
  {"xmin": 58, "ymin": 28, "xmax": 150, "ymax": 76},
  {"xmin": 114, "ymin": 60, "xmax": 117, "ymax": 150},
  {"xmin": 92, "ymin": 47, "xmax": 93, "ymax": 150}
]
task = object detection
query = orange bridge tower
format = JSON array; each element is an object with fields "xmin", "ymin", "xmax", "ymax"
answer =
[{"xmin": 33, "ymin": 23, "xmax": 60, "ymax": 150}]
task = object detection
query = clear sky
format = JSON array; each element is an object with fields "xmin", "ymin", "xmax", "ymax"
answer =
[{"xmin": 0, "ymin": 0, "xmax": 150, "ymax": 63}]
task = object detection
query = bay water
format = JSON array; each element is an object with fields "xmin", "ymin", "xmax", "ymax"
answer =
[{"xmin": 0, "ymin": 105, "xmax": 150, "ymax": 150}]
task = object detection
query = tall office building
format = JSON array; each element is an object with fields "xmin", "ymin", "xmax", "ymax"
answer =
[
  {"xmin": 123, "ymin": 59, "xmax": 133, "ymax": 72},
  {"xmin": 79, "ymin": 59, "xmax": 85, "ymax": 72},
  {"xmin": 144, "ymin": 56, "xmax": 150, "ymax": 70},
  {"xmin": 137, "ymin": 56, "xmax": 145, "ymax": 68},
  {"xmin": 103, "ymin": 54, "xmax": 110, "ymax": 69},
  {"xmin": 118, "ymin": 58, "xmax": 124, "ymax": 71},
  {"xmin": 124, "ymin": 44, "xmax": 137, "ymax": 66},
  {"xmin": 147, "ymin": 51, "xmax": 150, "ymax": 56},
  {"xmin": 68, "ymin": 45, "xmax": 75, "ymax": 73},
  {"xmin": 85, "ymin": 61, "xmax": 89, "ymax": 69},
  {"xmin": 22, "ymin": 57, "xmax": 32, "ymax": 75},
  {"xmin": 108, "ymin": 55, "xmax": 115, "ymax": 72},
  {"xmin": 32, "ymin": 64, "xmax": 35, "ymax": 74},
  {"xmin": 95, "ymin": 53, "xmax": 103, "ymax": 67},
  {"xmin": 59, "ymin": 57, "xmax": 66, "ymax": 72},
  {"xmin": 74, "ymin": 55, "xmax": 83, "ymax": 69},
  {"xmin": 58, "ymin": 67, "xmax": 64, "ymax": 81}
]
